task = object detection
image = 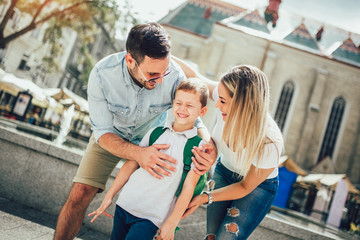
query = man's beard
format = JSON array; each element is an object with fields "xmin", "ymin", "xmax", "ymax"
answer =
[{"xmin": 128, "ymin": 67, "xmax": 146, "ymax": 88}]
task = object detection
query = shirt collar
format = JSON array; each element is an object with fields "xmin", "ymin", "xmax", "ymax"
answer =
[
  {"xmin": 163, "ymin": 121, "xmax": 198, "ymax": 139},
  {"xmin": 122, "ymin": 56, "xmax": 134, "ymax": 86}
]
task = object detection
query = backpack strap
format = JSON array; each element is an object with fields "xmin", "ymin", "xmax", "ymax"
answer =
[
  {"xmin": 175, "ymin": 135, "xmax": 207, "ymax": 197},
  {"xmin": 182, "ymin": 135, "xmax": 202, "ymax": 172},
  {"xmin": 149, "ymin": 126, "xmax": 166, "ymax": 146}
]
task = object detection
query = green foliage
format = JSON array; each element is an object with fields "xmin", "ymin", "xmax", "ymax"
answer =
[
  {"xmin": 78, "ymin": 45, "xmax": 95, "ymax": 85},
  {"xmin": 1, "ymin": 0, "xmax": 138, "ymax": 85},
  {"xmin": 0, "ymin": 0, "xmax": 139, "ymax": 80},
  {"xmin": 117, "ymin": 0, "xmax": 139, "ymax": 39}
]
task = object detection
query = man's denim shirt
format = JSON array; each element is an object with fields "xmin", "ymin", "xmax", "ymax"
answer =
[{"xmin": 88, "ymin": 52, "xmax": 194, "ymax": 145}]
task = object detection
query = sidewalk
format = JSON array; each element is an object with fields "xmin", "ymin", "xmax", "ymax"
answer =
[
  {"xmin": 0, "ymin": 197, "xmax": 109, "ymax": 240},
  {"xmin": 0, "ymin": 197, "xmax": 206, "ymax": 240}
]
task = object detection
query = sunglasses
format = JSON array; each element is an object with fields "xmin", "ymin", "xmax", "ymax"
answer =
[{"xmin": 134, "ymin": 60, "xmax": 171, "ymax": 84}]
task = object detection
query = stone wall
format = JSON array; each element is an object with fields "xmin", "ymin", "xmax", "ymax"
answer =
[
  {"xmin": 1, "ymin": 124, "xmax": 356, "ymax": 239},
  {"xmin": 0, "ymin": 124, "xmax": 118, "ymax": 234}
]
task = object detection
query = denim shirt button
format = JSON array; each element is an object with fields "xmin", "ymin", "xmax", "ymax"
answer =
[
  {"xmin": 155, "ymin": 110, "xmax": 158, "ymax": 113},
  {"xmin": 137, "ymin": 110, "xmax": 141, "ymax": 113},
  {"xmin": 121, "ymin": 111, "xmax": 124, "ymax": 115}
]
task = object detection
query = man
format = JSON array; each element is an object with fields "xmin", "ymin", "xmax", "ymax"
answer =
[{"xmin": 54, "ymin": 23, "xmax": 216, "ymax": 240}]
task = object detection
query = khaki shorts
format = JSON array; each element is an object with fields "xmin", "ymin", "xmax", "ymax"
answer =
[{"xmin": 73, "ymin": 135, "xmax": 123, "ymax": 192}]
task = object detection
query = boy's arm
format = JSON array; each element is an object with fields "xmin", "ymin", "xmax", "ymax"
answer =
[
  {"xmin": 88, "ymin": 160, "xmax": 139, "ymax": 223},
  {"xmin": 156, "ymin": 170, "xmax": 201, "ymax": 240}
]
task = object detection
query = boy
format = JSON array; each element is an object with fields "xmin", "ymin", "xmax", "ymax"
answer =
[{"xmin": 89, "ymin": 78, "xmax": 209, "ymax": 240}]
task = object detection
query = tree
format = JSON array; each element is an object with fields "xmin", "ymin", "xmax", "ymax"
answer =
[
  {"xmin": 0, "ymin": 0, "xmax": 130, "ymax": 49},
  {"xmin": 0, "ymin": 0, "xmax": 138, "ymax": 84}
]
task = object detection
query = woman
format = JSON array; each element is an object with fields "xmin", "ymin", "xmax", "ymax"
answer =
[{"xmin": 177, "ymin": 61, "xmax": 283, "ymax": 240}]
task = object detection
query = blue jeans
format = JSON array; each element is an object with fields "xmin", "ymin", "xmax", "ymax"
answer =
[
  {"xmin": 111, "ymin": 205, "xmax": 158, "ymax": 240},
  {"xmin": 206, "ymin": 161, "xmax": 279, "ymax": 240}
]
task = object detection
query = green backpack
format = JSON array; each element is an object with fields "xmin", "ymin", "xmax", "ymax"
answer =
[{"xmin": 149, "ymin": 126, "xmax": 207, "ymax": 198}]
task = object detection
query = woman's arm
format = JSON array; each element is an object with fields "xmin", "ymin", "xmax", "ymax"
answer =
[
  {"xmin": 210, "ymin": 166, "xmax": 274, "ymax": 201},
  {"xmin": 182, "ymin": 165, "xmax": 274, "ymax": 218},
  {"xmin": 88, "ymin": 160, "xmax": 139, "ymax": 222},
  {"xmin": 171, "ymin": 55, "xmax": 218, "ymax": 100},
  {"xmin": 156, "ymin": 170, "xmax": 201, "ymax": 240}
]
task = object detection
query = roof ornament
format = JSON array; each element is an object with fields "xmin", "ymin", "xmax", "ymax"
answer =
[
  {"xmin": 264, "ymin": 0, "xmax": 282, "ymax": 28},
  {"xmin": 203, "ymin": 6, "xmax": 212, "ymax": 19},
  {"xmin": 316, "ymin": 26, "xmax": 324, "ymax": 41}
]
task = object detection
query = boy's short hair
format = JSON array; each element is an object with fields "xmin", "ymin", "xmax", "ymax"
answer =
[{"xmin": 176, "ymin": 78, "xmax": 209, "ymax": 107}]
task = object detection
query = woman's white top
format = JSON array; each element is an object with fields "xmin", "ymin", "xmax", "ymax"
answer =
[{"xmin": 212, "ymin": 85, "xmax": 283, "ymax": 179}]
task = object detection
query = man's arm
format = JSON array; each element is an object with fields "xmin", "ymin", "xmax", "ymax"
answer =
[
  {"xmin": 98, "ymin": 133, "xmax": 177, "ymax": 179},
  {"xmin": 155, "ymin": 170, "xmax": 201, "ymax": 240},
  {"xmin": 197, "ymin": 127, "xmax": 211, "ymax": 143},
  {"xmin": 88, "ymin": 66, "xmax": 176, "ymax": 179},
  {"xmin": 88, "ymin": 160, "xmax": 139, "ymax": 222}
]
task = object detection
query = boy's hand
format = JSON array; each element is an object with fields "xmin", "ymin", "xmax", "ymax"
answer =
[
  {"xmin": 191, "ymin": 143, "xmax": 217, "ymax": 175},
  {"xmin": 182, "ymin": 194, "xmax": 204, "ymax": 219},
  {"xmin": 155, "ymin": 223, "xmax": 176, "ymax": 240},
  {"xmin": 88, "ymin": 196, "xmax": 113, "ymax": 223},
  {"xmin": 138, "ymin": 144, "xmax": 178, "ymax": 179}
]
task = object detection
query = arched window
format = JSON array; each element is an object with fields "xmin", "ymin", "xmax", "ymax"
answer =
[
  {"xmin": 317, "ymin": 96, "xmax": 346, "ymax": 163},
  {"xmin": 274, "ymin": 81, "xmax": 295, "ymax": 132}
]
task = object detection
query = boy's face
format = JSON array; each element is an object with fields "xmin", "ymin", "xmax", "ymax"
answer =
[{"xmin": 172, "ymin": 90, "xmax": 207, "ymax": 129}]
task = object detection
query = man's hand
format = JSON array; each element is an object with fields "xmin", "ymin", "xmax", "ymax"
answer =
[
  {"xmin": 137, "ymin": 144, "xmax": 178, "ymax": 179},
  {"xmin": 191, "ymin": 143, "xmax": 217, "ymax": 175}
]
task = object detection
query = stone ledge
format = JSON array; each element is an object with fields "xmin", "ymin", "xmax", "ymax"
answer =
[{"xmin": 0, "ymin": 124, "xmax": 352, "ymax": 239}]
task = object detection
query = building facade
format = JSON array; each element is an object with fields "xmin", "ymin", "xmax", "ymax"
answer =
[
  {"xmin": 0, "ymin": 3, "xmax": 77, "ymax": 89},
  {"xmin": 160, "ymin": 0, "xmax": 360, "ymax": 185}
]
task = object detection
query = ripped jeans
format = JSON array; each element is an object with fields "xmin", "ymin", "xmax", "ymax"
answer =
[{"xmin": 206, "ymin": 161, "xmax": 278, "ymax": 240}]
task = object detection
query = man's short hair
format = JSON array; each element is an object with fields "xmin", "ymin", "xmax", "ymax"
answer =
[
  {"xmin": 176, "ymin": 78, "xmax": 209, "ymax": 108},
  {"xmin": 126, "ymin": 23, "xmax": 171, "ymax": 63}
]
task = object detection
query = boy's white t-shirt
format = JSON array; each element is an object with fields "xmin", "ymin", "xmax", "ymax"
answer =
[
  {"xmin": 116, "ymin": 122, "xmax": 205, "ymax": 227},
  {"xmin": 212, "ymin": 85, "xmax": 283, "ymax": 178}
]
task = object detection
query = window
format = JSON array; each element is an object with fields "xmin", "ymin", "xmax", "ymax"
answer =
[
  {"xmin": 18, "ymin": 54, "xmax": 30, "ymax": 71},
  {"xmin": 317, "ymin": 96, "xmax": 345, "ymax": 162},
  {"xmin": 31, "ymin": 26, "xmax": 41, "ymax": 39},
  {"xmin": 274, "ymin": 80, "xmax": 295, "ymax": 132},
  {"xmin": 0, "ymin": 47, "xmax": 6, "ymax": 64},
  {"xmin": 10, "ymin": 9, "xmax": 20, "ymax": 30}
]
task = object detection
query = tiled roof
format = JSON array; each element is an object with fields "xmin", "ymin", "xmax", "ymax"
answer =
[
  {"xmin": 159, "ymin": 0, "xmax": 245, "ymax": 37},
  {"xmin": 284, "ymin": 23, "xmax": 319, "ymax": 51},
  {"xmin": 160, "ymin": 1, "xmax": 360, "ymax": 67},
  {"xmin": 220, "ymin": 7, "xmax": 360, "ymax": 66},
  {"xmin": 332, "ymin": 38, "xmax": 360, "ymax": 64},
  {"xmin": 233, "ymin": 10, "xmax": 270, "ymax": 34}
]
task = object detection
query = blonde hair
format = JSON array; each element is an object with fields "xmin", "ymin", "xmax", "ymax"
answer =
[{"xmin": 221, "ymin": 65, "xmax": 270, "ymax": 176}]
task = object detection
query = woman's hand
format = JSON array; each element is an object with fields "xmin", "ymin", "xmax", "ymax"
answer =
[
  {"xmin": 181, "ymin": 194, "xmax": 205, "ymax": 219},
  {"xmin": 155, "ymin": 222, "xmax": 176, "ymax": 240},
  {"xmin": 88, "ymin": 196, "xmax": 113, "ymax": 223}
]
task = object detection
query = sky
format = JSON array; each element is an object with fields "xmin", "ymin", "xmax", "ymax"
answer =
[{"xmin": 122, "ymin": 0, "xmax": 360, "ymax": 34}]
